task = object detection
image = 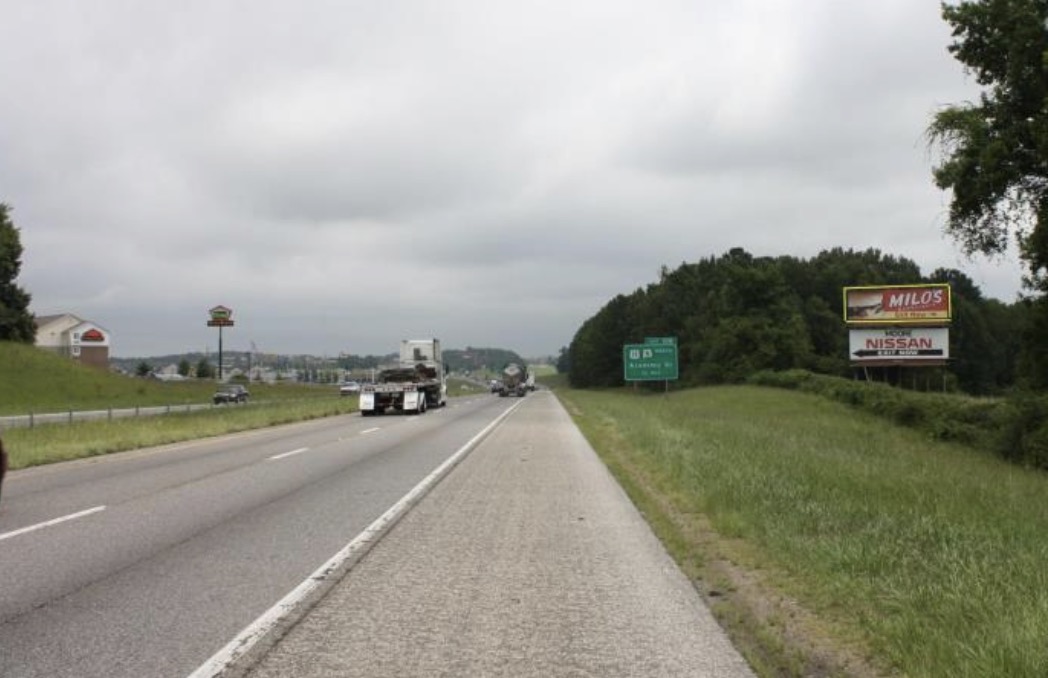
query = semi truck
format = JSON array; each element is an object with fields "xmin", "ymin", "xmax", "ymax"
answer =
[
  {"xmin": 359, "ymin": 339, "xmax": 447, "ymax": 416},
  {"xmin": 497, "ymin": 362, "xmax": 529, "ymax": 398}
]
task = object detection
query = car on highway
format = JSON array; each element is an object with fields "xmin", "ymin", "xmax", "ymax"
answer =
[
  {"xmin": 213, "ymin": 384, "xmax": 250, "ymax": 404},
  {"xmin": 0, "ymin": 432, "xmax": 8, "ymax": 505},
  {"xmin": 339, "ymin": 381, "xmax": 361, "ymax": 396}
]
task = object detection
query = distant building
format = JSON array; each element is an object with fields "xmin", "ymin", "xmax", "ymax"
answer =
[{"xmin": 34, "ymin": 313, "xmax": 112, "ymax": 369}]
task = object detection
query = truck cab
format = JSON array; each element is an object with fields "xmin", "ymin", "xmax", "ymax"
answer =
[{"xmin": 359, "ymin": 339, "xmax": 447, "ymax": 415}]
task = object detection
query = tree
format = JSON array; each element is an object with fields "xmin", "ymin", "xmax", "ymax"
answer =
[
  {"xmin": 177, "ymin": 359, "xmax": 191, "ymax": 377},
  {"xmin": 0, "ymin": 203, "xmax": 35, "ymax": 343},
  {"xmin": 555, "ymin": 346, "xmax": 570, "ymax": 374},
  {"xmin": 135, "ymin": 361, "xmax": 152, "ymax": 377},
  {"xmin": 928, "ymin": 0, "xmax": 1048, "ymax": 290},
  {"xmin": 196, "ymin": 358, "xmax": 214, "ymax": 379}
]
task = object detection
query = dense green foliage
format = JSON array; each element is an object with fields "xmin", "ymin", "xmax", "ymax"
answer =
[
  {"xmin": 0, "ymin": 203, "xmax": 34, "ymax": 343},
  {"xmin": 929, "ymin": 0, "xmax": 1048, "ymax": 385},
  {"xmin": 567, "ymin": 247, "xmax": 1028, "ymax": 394},
  {"xmin": 930, "ymin": 0, "xmax": 1048, "ymax": 287}
]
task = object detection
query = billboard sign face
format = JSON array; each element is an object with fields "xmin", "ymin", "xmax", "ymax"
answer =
[
  {"xmin": 624, "ymin": 342, "xmax": 679, "ymax": 381},
  {"xmin": 207, "ymin": 305, "xmax": 235, "ymax": 327},
  {"xmin": 843, "ymin": 284, "xmax": 951, "ymax": 323},
  {"xmin": 849, "ymin": 327, "xmax": 950, "ymax": 362}
]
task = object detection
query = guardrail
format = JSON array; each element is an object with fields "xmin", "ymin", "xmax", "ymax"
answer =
[{"xmin": 0, "ymin": 402, "xmax": 234, "ymax": 429}]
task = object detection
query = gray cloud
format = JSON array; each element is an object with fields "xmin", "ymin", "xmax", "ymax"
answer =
[{"xmin": 0, "ymin": 1, "xmax": 1026, "ymax": 359}]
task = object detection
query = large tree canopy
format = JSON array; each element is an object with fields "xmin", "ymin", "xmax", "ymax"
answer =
[
  {"xmin": 929, "ymin": 0, "xmax": 1048, "ymax": 290},
  {"xmin": 0, "ymin": 203, "xmax": 34, "ymax": 343},
  {"xmin": 566, "ymin": 247, "xmax": 1028, "ymax": 394}
]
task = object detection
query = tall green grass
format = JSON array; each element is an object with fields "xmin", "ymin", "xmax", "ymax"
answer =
[
  {"xmin": 559, "ymin": 385, "xmax": 1048, "ymax": 677},
  {"xmin": 4, "ymin": 398, "xmax": 360, "ymax": 469}
]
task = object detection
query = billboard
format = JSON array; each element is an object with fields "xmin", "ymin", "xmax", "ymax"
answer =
[
  {"xmin": 849, "ymin": 327, "xmax": 950, "ymax": 363},
  {"xmin": 843, "ymin": 284, "xmax": 951, "ymax": 324}
]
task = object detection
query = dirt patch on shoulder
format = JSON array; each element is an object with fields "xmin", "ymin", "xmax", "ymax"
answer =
[{"xmin": 666, "ymin": 503, "xmax": 885, "ymax": 677}]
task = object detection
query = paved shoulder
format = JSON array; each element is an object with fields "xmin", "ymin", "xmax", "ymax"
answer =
[{"xmin": 246, "ymin": 392, "xmax": 754, "ymax": 677}]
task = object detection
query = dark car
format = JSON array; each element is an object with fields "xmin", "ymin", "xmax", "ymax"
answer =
[
  {"xmin": 213, "ymin": 384, "xmax": 250, "ymax": 404},
  {"xmin": 0, "ymin": 433, "xmax": 8, "ymax": 505}
]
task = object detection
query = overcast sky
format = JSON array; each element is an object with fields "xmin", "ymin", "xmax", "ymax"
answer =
[{"xmin": 0, "ymin": 1, "xmax": 1026, "ymax": 359}]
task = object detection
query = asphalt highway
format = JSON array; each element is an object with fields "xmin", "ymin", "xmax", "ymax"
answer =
[
  {"xmin": 0, "ymin": 395, "xmax": 512, "ymax": 678},
  {"xmin": 242, "ymin": 391, "xmax": 755, "ymax": 678}
]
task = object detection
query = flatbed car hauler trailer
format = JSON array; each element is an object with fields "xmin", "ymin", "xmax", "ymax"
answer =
[{"xmin": 359, "ymin": 339, "xmax": 447, "ymax": 416}]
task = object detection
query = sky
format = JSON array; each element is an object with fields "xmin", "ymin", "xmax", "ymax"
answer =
[{"xmin": 0, "ymin": 1, "xmax": 1029, "ymax": 359}]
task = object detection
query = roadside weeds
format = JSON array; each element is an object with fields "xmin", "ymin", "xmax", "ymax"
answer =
[{"xmin": 558, "ymin": 395, "xmax": 887, "ymax": 678}]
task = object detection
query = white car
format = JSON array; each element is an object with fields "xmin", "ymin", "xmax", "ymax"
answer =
[{"xmin": 339, "ymin": 381, "xmax": 361, "ymax": 396}]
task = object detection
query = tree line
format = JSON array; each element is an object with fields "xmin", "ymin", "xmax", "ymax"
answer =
[
  {"xmin": 564, "ymin": 1, "xmax": 1048, "ymax": 395},
  {"xmin": 561, "ymin": 246, "xmax": 1038, "ymax": 395}
]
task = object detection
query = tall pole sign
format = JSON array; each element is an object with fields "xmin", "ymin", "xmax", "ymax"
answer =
[{"xmin": 206, "ymin": 305, "xmax": 235, "ymax": 379}]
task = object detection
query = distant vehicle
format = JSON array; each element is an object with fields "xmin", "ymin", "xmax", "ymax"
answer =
[
  {"xmin": 339, "ymin": 381, "xmax": 361, "ymax": 396},
  {"xmin": 0, "ymin": 433, "xmax": 7, "ymax": 505},
  {"xmin": 497, "ymin": 362, "xmax": 529, "ymax": 398},
  {"xmin": 359, "ymin": 339, "xmax": 447, "ymax": 416},
  {"xmin": 489, "ymin": 379, "xmax": 500, "ymax": 393},
  {"xmin": 213, "ymin": 384, "xmax": 250, "ymax": 404}
]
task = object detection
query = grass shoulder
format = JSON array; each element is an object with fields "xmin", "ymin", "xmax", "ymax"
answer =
[{"xmin": 555, "ymin": 384, "xmax": 1048, "ymax": 678}]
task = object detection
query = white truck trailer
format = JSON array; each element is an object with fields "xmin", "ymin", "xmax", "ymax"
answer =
[{"xmin": 359, "ymin": 339, "xmax": 447, "ymax": 416}]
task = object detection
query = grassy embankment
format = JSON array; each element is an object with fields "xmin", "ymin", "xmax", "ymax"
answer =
[
  {"xmin": 554, "ymin": 384, "xmax": 1048, "ymax": 678},
  {"xmin": 0, "ymin": 341, "xmax": 485, "ymax": 469}
]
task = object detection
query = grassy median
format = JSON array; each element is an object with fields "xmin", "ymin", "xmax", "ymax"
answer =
[
  {"xmin": 3, "ymin": 375, "xmax": 487, "ymax": 470},
  {"xmin": 3, "ymin": 398, "xmax": 360, "ymax": 469},
  {"xmin": 556, "ymin": 385, "xmax": 1048, "ymax": 678}
]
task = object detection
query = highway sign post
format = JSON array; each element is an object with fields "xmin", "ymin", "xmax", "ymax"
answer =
[{"xmin": 623, "ymin": 338, "xmax": 679, "ymax": 384}]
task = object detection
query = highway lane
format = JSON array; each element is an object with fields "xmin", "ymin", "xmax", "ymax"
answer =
[
  {"xmin": 244, "ymin": 391, "xmax": 755, "ymax": 677},
  {"xmin": 0, "ymin": 395, "xmax": 515, "ymax": 678}
]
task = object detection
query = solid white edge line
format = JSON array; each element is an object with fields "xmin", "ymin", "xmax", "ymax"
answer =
[
  {"xmin": 267, "ymin": 447, "xmax": 310, "ymax": 461},
  {"xmin": 185, "ymin": 399, "xmax": 526, "ymax": 678},
  {"xmin": 360, "ymin": 427, "xmax": 381, "ymax": 434},
  {"xmin": 0, "ymin": 505, "xmax": 107, "ymax": 542}
]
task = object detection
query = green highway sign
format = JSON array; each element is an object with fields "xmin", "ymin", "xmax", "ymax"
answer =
[{"xmin": 623, "ymin": 342, "xmax": 679, "ymax": 381}]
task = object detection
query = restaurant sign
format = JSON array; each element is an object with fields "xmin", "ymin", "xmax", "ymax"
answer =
[{"xmin": 843, "ymin": 284, "xmax": 951, "ymax": 324}]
